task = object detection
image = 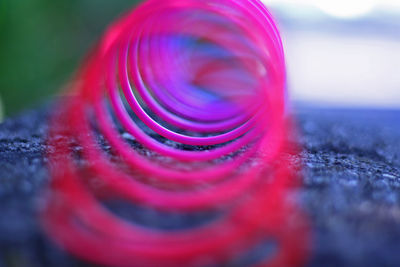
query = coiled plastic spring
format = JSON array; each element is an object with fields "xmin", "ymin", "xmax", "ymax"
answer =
[{"xmin": 41, "ymin": 0, "xmax": 309, "ymax": 266}]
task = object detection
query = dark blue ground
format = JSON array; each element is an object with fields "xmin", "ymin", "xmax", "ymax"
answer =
[{"xmin": 0, "ymin": 105, "xmax": 400, "ymax": 267}]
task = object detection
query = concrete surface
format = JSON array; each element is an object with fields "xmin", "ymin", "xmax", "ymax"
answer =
[{"xmin": 0, "ymin": 105, "xmax": 399, "ymax": 267}]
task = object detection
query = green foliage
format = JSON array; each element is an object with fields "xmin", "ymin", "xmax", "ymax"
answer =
[{"xmin": 0, "ymin": 0, "xmax": 141, "ymax": 116}]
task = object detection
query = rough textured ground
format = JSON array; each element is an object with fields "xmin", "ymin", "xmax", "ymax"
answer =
[{"xmin": 0, "ymin": 105, "xmax": 399, "ymax": 267}]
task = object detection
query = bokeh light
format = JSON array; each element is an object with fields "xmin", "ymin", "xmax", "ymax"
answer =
[{"xmin": 315, "ymin": 0, "xmax": 375, "ymax": 19}]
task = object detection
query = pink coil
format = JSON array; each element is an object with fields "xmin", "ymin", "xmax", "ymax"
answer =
[{"xmin": 41, "ymin": 0, "xmax": 310, "ymax": 266}]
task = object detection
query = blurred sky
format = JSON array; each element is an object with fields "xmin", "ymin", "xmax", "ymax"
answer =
[
  {"xmin": 0, "ymin": 0, "xmax": 399, "ymax": 119},
  {"xmin": 264, "ymin": 0, "xmax": 400, "ymax": 109}
]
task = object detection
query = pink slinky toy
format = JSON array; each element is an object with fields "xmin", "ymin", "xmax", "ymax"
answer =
[{"xmin": 41, "ymin": 0, "xmax": 310, "ymax": 266}]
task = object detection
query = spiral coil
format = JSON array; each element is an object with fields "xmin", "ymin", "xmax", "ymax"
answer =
[{"xmin": 41, "ymin": 0, "xmax": 309, "ymax": 266}]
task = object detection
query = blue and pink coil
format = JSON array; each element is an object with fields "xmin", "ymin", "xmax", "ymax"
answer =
[{"xmin": 41, "ymin": 0, "xmax": 310, "ymax": 266}]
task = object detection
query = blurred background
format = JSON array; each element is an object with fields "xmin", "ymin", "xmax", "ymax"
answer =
[{"xmin": 0, "ymin": 0, "xmax": 399, "ymax": 120}]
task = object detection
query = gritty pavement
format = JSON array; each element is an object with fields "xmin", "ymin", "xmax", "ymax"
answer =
[{"xmin": 0, "ymin": 105, "xmax": 400, "ymax": 267}]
